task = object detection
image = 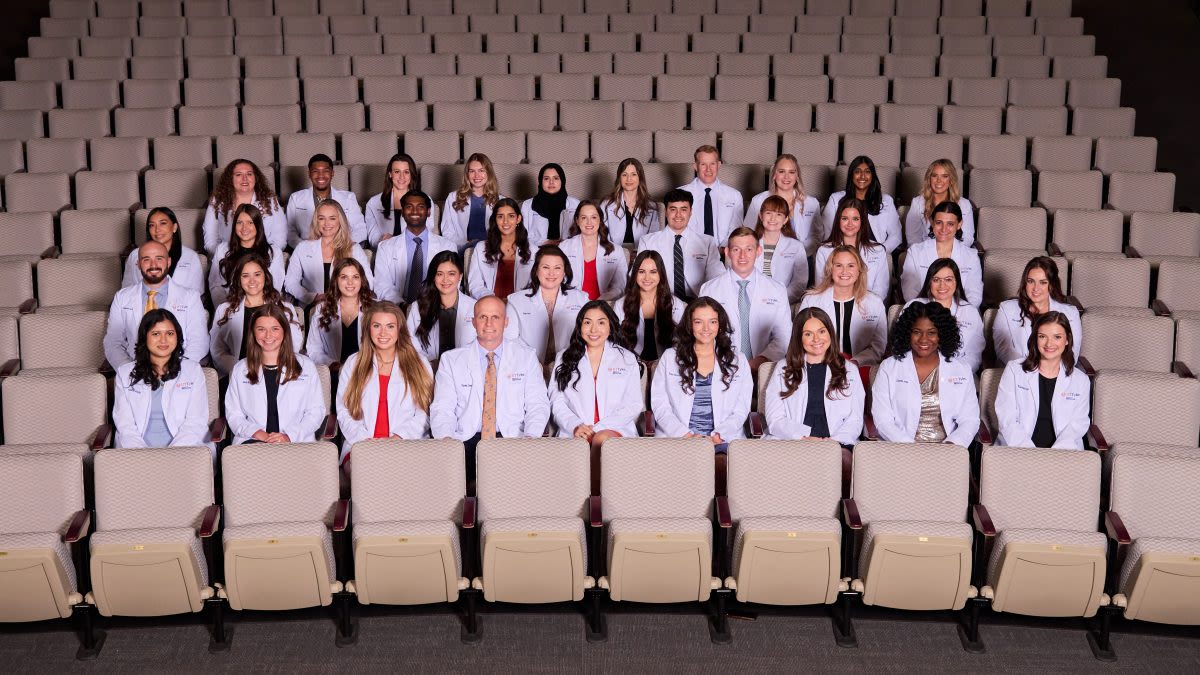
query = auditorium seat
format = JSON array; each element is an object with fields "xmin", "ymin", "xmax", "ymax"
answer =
[
  {"xmin": 0, "ymin": 260, "xmax": 35, "ymax": 317},
  {"xmin": 1128, "ymin": 212, "xmax": 1200, "ymax": 265},
  {"xmin": 1069, "ymin": 256, "xmax": 1152, "ymax": 317},
  {"xmin": 59, "ymin": 208, "xmax": 133, "ymax": 258},
  {"xmin": 1093, "ymin": 137, "xmax": 1157, "ymax": 175},
  {"xmin": 36, "ymin": 256, "xmax": 121, "ymax": 314},
  {"xmin": 1079, "ymin": 314, "xmax": 1176, "ymax": 376},
  {"xmin": 90, "ymin": 136, "xmax": 150, "ymax": 172},
  {"xmin": 1034, "ymin": 170, "xmax": 1102, "ymax": 214},
  {"xmin": 1029, "ymin": 135, "xmax": 1092, "ymax": 172},
  {"xmin": 1106, "ymin": 171, "xmax": 1176, "ymax": 217},
  {"xmin": 1, "ymin": 371, "xmax": 109, "ymax": 446},
  {"xmin": 0, "ymin": 212, "xmax": 57, "ymax": 264},
  {"xmin": 1048, "ymin": 208, "xmax": 1125, "ymax": 261},
  {"xmin": 1091, "ymin": 371, "xmax": 1200, "ymax": 448}
]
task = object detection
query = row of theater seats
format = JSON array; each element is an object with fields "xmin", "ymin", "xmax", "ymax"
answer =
[{"xmin": 3, "ymin": 437, "xmax": 1196, "ymax": 656}]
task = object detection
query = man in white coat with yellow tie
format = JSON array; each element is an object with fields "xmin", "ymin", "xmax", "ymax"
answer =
[
  {"xmin": 373, "ymin": 190, "xmax": 456, "ymax": 305},
  {"xmin": 103, "ymin": 241, "xmax": 209, "ymax": 369},
  {"xmin": 429, "ymin": 295, "xmax": 551, "ymax": 480},
  {"xmin": 678, "ymin": 145, "xmax": 745, "ymax": 246},
  {"xmin": 284, "ymin": 154, "xmax": 367, "ymax": 246},
  {"xmin": 698, "ymin": 227, "xmax": 793, "ymax": 372}
]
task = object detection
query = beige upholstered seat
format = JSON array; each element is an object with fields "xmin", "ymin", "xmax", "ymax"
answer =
[
  {"xmin": 599, "ymin": 437, "xmax": 718, "ymax": 603},
  {"xmin": 725, "ymin": 439, "xmax": 844, "ymax": 605},
  {"xmin": 979, "ymin": 446, "xmax": 1107, "ymax": 618},
  {"xmin": 88, "ymin": 446, "xmax": 216, "ymax": 617},
  {"xmin": 474, "ymin": 437, "xmax": 593, "ymax": 603},
  {"xmin": 1, "ymin": 372, "xmax": 109, "ymax": 446},
  {"xmin": 347, "ymin": 438, "xmax": 468, "ymax": 606},
  {"xmin": 0, "ymin": 452, "xmax": 87, "ymax": 622},
  {"xmin": 850, "ymin": 441, "xmax": 974, "ymax": 611},
  {"xmin": 1091, "ymin": 371, "xmax": 1200, "ymax": 448},
  {"xmin": 219, "ymin": 442, "xmax": 344, "ymax": 611}
]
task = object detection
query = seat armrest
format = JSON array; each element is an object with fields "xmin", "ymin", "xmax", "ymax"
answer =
[
  {"xmin": 329, "ymin": 361, "xmax": 342, "ymax": 378},
  {"xmin": 332, "ymin": 499, "xmax": 351, "ymax": 532},
  {"xmin": 90, "ymin": 423, "xmax": 112, "ymax": 450},
  {"xmin": 41, "ymin": 245, "xmax": 60, "ymax": 259},
  {"xmin": 841, "ymin": 498, "xmax": 862, "ymax": 530},
  {"xmin": 1104, "ymin": 511, "xmax": 1131, "ymax": 545},
  {"xmin": 862, "ymin": 412, "xmax": 879, "ymax": 441},
  {"xmin": 745, "ymin": 411, "xmax": 766, "ymax": 439},
  {"xmin": 63, "ymin": 509, "xmax": 91, "ymax": 543},
  {"xmin": 1152, "ymin": 299, "xmax": 1171, "ymax": 317},
  {"xmin": 208, "ymin": 417, "xmax": 227, "ymax": 443},
  {"xmin": 977, "ymin": 419, "xmax": 993, "ymax": 445},
  {"xmin": 1173, "ymin": 361, "xmax": 1195, "ymax": 379},
  {"xmin": 321, "ymin": 413, "xmax": 337, "ymax": 440},
  {"xmin": 841, "ymin": 446, "xmax": 853, "ymax": 496},
  {"xmin": 198, "ymin": 504, "xmax": 221, "ymax": 538},
  {"xmin": 636, "ymin": 410, "xmax": 655, "ymax": 437},
  {"xmin": 1124, "ymin": 245, "xmax": 1141, "ymax": 258},
  {"xmin": 462, "ymin": 496, "xmax": 477, "ymax": 529},
  {"xmin": 1086, "ymin": 424, "xmax": 1109, "ymax": 452},
  {"xmin": 715, "ymin": 495, "xmax": 731, "ymax": 529},
  {"xmin": 0, "ymin": 359, "xmax": 20, "ymax": 378},
  {"xmin": 98, "ymin": 359, "xmax": 114, "ymax": 376},
  {"xmin": 971, "ymin": 504, "xmax": 996, "ymax": 537},
  {"xmin": 588, "ymin": 495, "xmax": 602, "ymax": 528},
  {"xmin": 1078, "ymin": 356, "xmax": 1096, "ymax": 377},
  {"xmin": 1047, "ymin": 242, "xmax": 1064, "ymax": 257},
  {"xmin": 18, "ymin": 298, "xmax": 36, "ymax": 314},
  {"xmin": 1066, "ymin": 295, "xmax": 1084, "ymax": 312}
]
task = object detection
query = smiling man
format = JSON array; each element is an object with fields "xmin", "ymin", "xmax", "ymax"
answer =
[
  {"xmin": 373, "ymin": 190, "xmax": 457, "ymax": 305},
  {"xmin": 285, "ymin": 153, "xmax": 368, "ymax": 247},
  {"xmin": 677, "ymin": 145, "xmax": 744, "ymax": 246},
  {"xmin": 636, "ymin": 188, "xmax": 724, "ymax": 303}
]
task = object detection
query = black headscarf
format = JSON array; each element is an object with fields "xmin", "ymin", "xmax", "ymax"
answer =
[{"xmin": 531, "ymin": 163, "xmax": 568, "ymax": 240}]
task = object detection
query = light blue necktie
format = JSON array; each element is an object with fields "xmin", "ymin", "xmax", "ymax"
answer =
[{"xmin": 737, "ymin": 279, "xmax": 752, "ymax": 361}]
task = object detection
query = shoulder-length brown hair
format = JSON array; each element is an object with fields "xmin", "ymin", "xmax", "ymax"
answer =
[
  {"xmin": 244, "ymin": 303, "xmax": 302, "ymax": 385},
  {"xmin": 566, "ymin": 199, "xmax": 615, "ymax": 256},
  {"xmin": 341, "ymin": 301, "xmax": 434, "ymax": 419},
  {"xmin": 217, "ymin": 253, "xmax": 288, "ymax": 326},
  {"xmin": 1016, "ymin": 256, "xmax": 1068, "ymax": 326},
  {"xmin": 780, "ymin": 307, "xmax": 850, "ymax": 400},
  {"xmin": 1020, "ymin": 311, "xmax": 1076, "ymax": 376}
]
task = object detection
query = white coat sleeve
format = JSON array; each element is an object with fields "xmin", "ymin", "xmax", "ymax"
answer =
[
  {"xmin": 819, "ymin": 199, "xmax": 837, "ymax": 242},
  {"xmin": 111, "ymin": 380, "xmax": 147, "ymax": 448},
  {"xmin": 372, "ymin": 246, "xmax": 400, "ymax": 304},
  {"xmin": 263, "ymin": 205, "xmax": 288, "ymax": 251},
  {"xmin": 762, "ymin": 304, "xmax": 793, "ymax": 363},
  {"xmin": 285, "ymin": 200, "xmax": 303, "ymax": 249},
  {"xmin": 170, "ymin": 380, "xmax": 210, "ymax": 447},
  {"xmin": 764, "ymin": 367, "xmax": 810, "ymax": 440},
  {"xmin": 742, "ymin": 198, "xmax": 760, "ymax": 230},
  {"xmin": 121, "ymin": 251, "xmax": 139, "ymax": 288},
  {"xmin": 467, "ymin": 251, "xmax": 489, "ymax": 299},
  {"xmin": 959, "ymin": 317, "xmax": 985, "ymax": 374},
  {"xmin": 352, "ymin": 246, "xmax": 375, "ymax": 287},
  {"xmin": 283, "ymin": 254, "xmax": 315, "ymax": 305},
  {"xmin": 854, "ymin": 312, "xmax": 888, "ymax": 366},
  {"xmin": 870, "ymin": 362, "xmax": 909, "ymax": 443},
  {"xmin": 182, "ymin": 305, "xmax": 209, "ymax": 363},
  {"xmin": 904, "ymin": 200, "xmax": 926, "ymax": 248},
  {"xmin": 714, "ymin": 361, "xmax": 752, "ymax": 440},
  {"xmin": 832, "ymin": 369, "xmax": 867, "ymax": 446},
  {"xmin": 224, "ymin": 375, "xmax": 258, "ymax": 442},
  {"xmin": 1052, "ymin": 373, "xmax": 1091, "ymax": 449},
  {"xmin": 549, "ymin": 357, "xmax": 585, "ymax": 436},
  {"xmin": 503, "ymin": 301, "xmax": 523, "ymax": 345},
  {"xmin": 945, "ymin": 380, "xmax": 980, "ymax": 448},
  {"xmin": 305, "ymin": 311, "xmax": 331, "ymax": 367},
  {"xmin": 429, "ymin": 357, "xmax": 460, "ymax": 439},
  {"xmin": 962, "ymin": 251, "xmax": 984, "ymax": 307},
  {"xmin": 993, "ymin": 364, "xmax": 1031, "ymax": 448},
  {"xmin": 703, "ymin": 238, "xmax": 724, "ymax": 282},
  {"xmin": 440, "ymin": 195, "xmax": 466, "ymax": 246},
  {"xmin": 520, "ymin": 355, "xmax": 551, "ymax": 438},
  {"xmin": 1068, "ymin": 309, "xmax": 1083, "ymax": 364},
  {"xmin": 992, "ymin": 307, "xmax": 1022, "ymax": 365},
  {"xmin": 877, "ymin": 204, "xmax": 903, "ymax": 253},
  {"xmin": 284, "ymin": 368, "xmax": 328, "ymax": 443},
  {"xmin": 650, "ymin": 361, "xmax": 690, "ymax": 438},
  {"xmin": 393, "ymin": 361, "xmax": 433, "ymax": 440},
  {"xmin": 201, "ymin": 203, "xmax": 221, "ymax": 257},
  {"xmin": 594, "ymin": 360, "xmax": 644, "ymax": 435},
  {"xmin": 785, "ymin": 252, "xmax": 809, "ymax": 305},
  {"xmin": 345, "ymin": 193, "xmax": 368, "ymax": 244},
  {"xmin": 365, "ymin": 201, "xmax": 385, "ymax": 247},
  {"xmin": 900, "ymin": 252, "xmax": 922, "ymax": 302},
  {"xmin": 103, "ymin": 301, "xmax": 133, "ymax": 369},
  {"xmin": 209, "ymin": 319, "xmax": 236, "ymax": 379},
  {"xmin": 960, "ymin": 202, "xmax": 976, "ymax": 247},
  {"xmin": 601, "ymin": 250, "xmax": 628, "ymax": 301}
]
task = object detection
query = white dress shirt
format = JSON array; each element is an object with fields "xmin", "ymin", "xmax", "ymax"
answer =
[
  {"xmin": 372, "ymin": 229, "xmax": 456, "ymax": 304},
  {"xmin": 679, "ymin": 177, "xmax": 745, "ymax": 245},
  {"xmin": 365, "ymin": 192, "xmax": 438, "ymax": 246},
  {"xmin": 636, "ymin": 227, "xmax": 724, "ymax": 299}
]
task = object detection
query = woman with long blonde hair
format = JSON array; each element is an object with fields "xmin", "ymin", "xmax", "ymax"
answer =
[
  {"xmin": 799, "ymin": 245, "xmax": 888, "ymax": 365},
  {"xmin": 905, "ymin": 159, "xmax": 975, "ymax": 247},
  {"xmin": 440, "ymin": 152, "xmax": 503, "ymax": 248},
  {"xmin": 283, "ymin": 199, "xmax": 374, "ymax": 306}
]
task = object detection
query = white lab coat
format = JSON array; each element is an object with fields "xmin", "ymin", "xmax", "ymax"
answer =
[
  {"xmin": 364, "ymin": 192, "xmax": 438, "ymax": 247},
  {"xmin": 992, "ymin": 298, "xmax": 1084, "ymax": 365},
  {"xmin": 559, "ymin": 235, "xmax": 629, "ymax": 301},
  {"xmin": 372, "ymin": 231, "xmax": 457, "ymax": 304},
  {"xmin": 871, "ymin": 352, "xmax": 980, "ymax": 447},
  {"xmin": 285, "ymin": 187, "xmax": 367, "ymax": 247},
  {"xmin": 753, "ymin": 235, "xmax": 810, "ymax": 304},
  {"xmin": 902, "ymin": 299, "xmax": 986, "ymax": 373},
  {"xmin": 820, "ymin": 191, "xmax": 903, "ymax": 253},
  {"xmin": 813, "ymin": 243, "xmax": 892, "ymax": 304},
  {"xmin": 651, "ymin": 348, "xmax": 753, "ymax": 440},
  {"xmin": 904, "ymin": 195, "xmax": 976, "ymax": 248},
  {"xmin": 209, "ymin": 300, "xmax": 304, "ymax": 378},
  {"xmin": 429, "ymin": 339, "xmax": 551, "ymax": 439},
  {"xmin": 404, "ymin": 293, "xmax": 478, "ymax": 363},
  {"xmin": 283, "ymin": 239, "xmax": 374, "ymax": 306},
  {"xmin": 504, "ymin": 287, "xmax": 589, "ymax": 363},
  {"xmin": 612, "ymin": 296, "xmax": 686, "ymax": 356},
  {"xmin": 202, "ymin": 199, "xmax": 287, "ymax": 256},
  {"xmin": 636, "ymin": 227, "xmax": 724, "ymax": 299},
  {"xmin": 305, "ymin": 299, "xmax": 365, "ymax": 367},
  {"xmin": 763, "ymin": 361, "xmax": 866, "ymax": 445},
  {"xmin": 521, "ymin": 195, "xmax": 580, "ymax": 246},
  {"xmin": 336, "ymin": 351, "xmax": 434, "ymax": 460},
  {"xmin": 122, "ymin": 246, "xmax": 205, "ymax": 293},
  {"xmin": 439, "ymin": 192, "xmax": 504, "ymax": 247},
  {"xmin": 994, "ymin": 359, "xmax": 1091, "ymax": 450},
  {"xmin": 224, "ymin": 354, "xmax": 327, "ymax": 446},
  {"xmin": 900, "ymin": 238, "xmax": 984, "ymax": 307},
  {"xmin": 743, "ymin": 191, "xmax": 823, "ymax": 255},
  {"xmin": 699, "ymin": 270, "xmax": 793, "ymax": 362},
  {"xmin": 549, "ymin": 343, "xmax": 643, "ymax": 439},
  {"xmin": 112, "ymin": 360, "xmax": 211, "ymax": 454},
  {"xmin": 465, "ymin": 241, "xmax": 535, "ymax": 299},
  {"xmin": 798, "ymin": 288, "xmax": 888, "ymax": 366},
  {"xmin": 206, "ymin": 242, "xmax": 287, "ymax": 307},
  {"xmin": 601, "ymin": 198, "xmax": 661, "ymax": 246},
  {"xmin": 103, "ymin": 280, "xmax": 209, "ymax": 369},
  {"xmin": 679, "ymin": 177, "xmax": 745, "ymax": 245}
]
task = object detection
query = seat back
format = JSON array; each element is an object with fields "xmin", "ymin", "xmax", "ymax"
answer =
[
  {"xmin": 1079, "ymin": 314, "xmax": 1175, "ymax": 373},
  {"xmin": 980, "ymin": 445, "xmax": 1100, "ymax": 534},
  {"xmin": 477, "ymin": 438, "xmax": 589, "ymax": 521},
  {"xmin": 1157, "ymin": 260, "xmax": 1200, "ymax": 314},
  {"xmin": 727, "ymin": 439, "xmax": 841, "ymax": 521},
  {"xmin": 95, "ymin": 447, "xmax": 212, "ymax": 532},
  {"xmin": 851, "ymin": 441, "xmax": 969, "ymax": 525},
  {"xmin": 754, "ymin": 360, "xmax": 776, "ymax": 412},
  {"xmin": 350, "ymin": 438, "xmax": 464, "ymax": 525},
  {"xmin": 19, "ymin": 311, "xmax": 107, "ymax": 372},
  {"xmin": 221, "ymin": 442, "xmax": 340, "ymax": 527},
  {"xmin": 1109, "ymin": 453, "xmax": 1200, "ymax": 541},
  {"xmin": 600, "ymin": 437, "xmax": 713, "ymax": 521},
  {"xmin": 2, "ymin": 373, "xmax": 107, "ymax": 445},
  {"xmin": 1092, "ymin": 372, "xmax": 1200, "ymax": 447},
  {"xmin": 1069, "ymin": 256, "xmax": 1150, "ymax": 311},
  {"xmin": 978, "ymin": 367, "xmax": 1003, "ymax": 434}
]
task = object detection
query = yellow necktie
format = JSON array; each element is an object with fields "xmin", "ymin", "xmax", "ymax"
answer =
[
  {"xmin": 144, "ymin": 290, "xmax": 158, "ymax": 313},
  {"xmin": 481, "ymin": 351, "xmax": 498, "ymax": 439}
]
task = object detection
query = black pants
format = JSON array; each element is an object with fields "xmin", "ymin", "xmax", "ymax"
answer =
[{"xmin": 463, "ymin": 430, "xmax": 502, "ymax": 484}]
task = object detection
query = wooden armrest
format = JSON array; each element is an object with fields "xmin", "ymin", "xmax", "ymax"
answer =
[
  {"xmin": 588, "ymin": 495, "xmax": 602, "ymax": 528},
  {"xmin": 972, "ymin": 504, "xmax": 996, "ymax": 537},
  {"xmin": 332, "ymin": 499, "xmax": 351, "ymax": 532},
  {"xmin": 745, "ymin": 411, "xmax": 766, "ymax": 439},
  {"xmin": 862, "ymin": 412, "xmax": 879, "ymax": 441},
  {"xmin": 1173, "ymin": 361, "xmax": 1195, "ymax": 379},
  {"xmin": 1047, "ymin": 242, "xmax": 1064, "ymax": 257},
  {"xmin": 462, "ymin": 496, "xmax": 476, "ymax": 529},
  {"xmin": 1065, "ymin": 295, "xmax": 1084, "ymax": 312},
  {"xmin": 1124, "ymin": 245, "xmax": 1141, "ymax": 258},
  {"xmin": 41, "ymin": 245, "xmax": 59, "ymax": 259},
  {"xmin": 121, "ymin": 242, "xmax": 137, "ymax": 257},
  {"xmin": 715, "ymin": 495, "xmax": 731, "ymax": 529},
  {"xmin": 208, "ymin": 417, "xmax": 227, "ymax": 443},
  {"xmin": 198, "ymin": 504, "xmax": 221, "ymax": 538},
  {"xmin": 841, "ymin": 498, "xmax": 862, "ymax": 530},
  {"xmin": 329, "ymin": 361, "xmax": 342, "ymax": 378},
  {"xmin": 1104, "ymin": 510, "xmax": 1131, "ymax": 545},
  {"xmin": 18, "ymin": 298, "xmax": 36, "ymax": 314},
  {"xmin": 198, "ymin": 354, "xmax": 212, "ymax": 369},
  {"xmin": 1078, "ymin": 355, "xmax": 1096, "ymax": 377},
  {"xmin": 1086, "ymin": 424, "xmax": 1109, "ymax": 452},
  {"xmin": 636, "ymin": 410, "xmax": 655, "ymax": 437},
  {"xmin": 63, "ymin": 509, "xmax": 91, "ymax": 543},
  {"xmin": 98, "ymin": 359, "xmax": 115, "ymax": 376},
  {"xmin": 0, "ymin": 359, "xmax": 20, "ymax": 378},
  {"xmin": 1152, "ymin": 299, "xmax": 1171, "ymax": 317},
  {"xmin": 321, "ymin": 413, "xmax": 337, "ymax": 440},
  {"xmin": 977, "ymin": 419, "xmax": 993, "ymax": 445},
  {"xmin": 89, "ymin": 423, "xmax": 112, "ymax": 450}
]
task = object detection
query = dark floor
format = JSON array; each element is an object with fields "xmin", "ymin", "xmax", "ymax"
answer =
[{"xmin": 2, "ymin": 601, "xmax": 1198, "ymax": 673}]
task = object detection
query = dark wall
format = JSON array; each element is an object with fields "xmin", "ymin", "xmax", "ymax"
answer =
[{"xmin": 0, "ymin": 1, "xmax": 49, "ymax": 81}]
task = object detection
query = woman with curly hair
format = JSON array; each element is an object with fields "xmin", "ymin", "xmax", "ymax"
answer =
[
  {"xmin": 819, "ymin": 155, "xmax": 902, "ymax": 252},
  {"xmin": 112, "ymin": 309, "xmax": 210, "ymax": 454},
  {"xmin": 207, "ymin": 203, "xmax": 286, "ymax": 306},
  {"xmin": 813, "ymin": 196, "xmax": 891, "ymax": 301},
  {"xmin": 994, "ymin": 311, "xmax": 1091, "ymax": 449},
  {"xmin": 559, "ymin": 200, "xmax": 628, "ymax": 301},
  {"xmin": 905, "ymin": 159, "xmax": 975, "ymax": 247},
  {"xmin": 283, "ymin": 199, "xmax": 374, "ymax": 306},
  {"xmin": 613, "ymin": 250, "xmax": 685, "ymax": 362},
  {"xmin": 800, "ymin": 245, "xmax": 888, "ymax": 365},
  {"xmin": 650, "ymin": 297, "xmax": 752, "ymax": 448},
  {"xmin": 764, "ymin": 307, "xmax": 865, "ymax": 445},
  {"xmin": 466, "ymin": 197, "xmax": 534, "ymax": 299},
  {"xmin": 306, "ymin": 258, "xmax": 376, "ymax": 367},
  {"xmin": 122, "ymin": 207, "xmax": 205, "ymax": 292},
  {"xmin": 601, "ymin": 158, "xmax": 661, "ymax": 246},
  {"xmin": 900, "ymin": 200, "xmax": 983, "ymax": 306},
  {"xmin": 210, "ymin": 253, "xmax": 303, "ymax": 378},
  {"xmin": 871, "ymin": 301, "xmax": 979, "ymax": 445},
  {"xmin": 405, "ymin": 250, "xmax": 478, "ymax": 363},
  {"xmin": 440, "ymin": 152, "xmax": 504, "ymax": 248},
  {"xmin": 743, "ymin": 154, "xmax": 822, "ymax": 254},
  {"xmin": 992, "ymin": 256, "xmax": 1083, "ymax": 365},
  {"xmin": 903, "ymin": 259, "xmax": 985, "ymax": 372},
  {"xmin": 549, "ymin": 300, "xmax": 643, "ymax": 450},
  {"xmin": 202, "ymin": 159, "xmax": 286, "ymax": 255}
]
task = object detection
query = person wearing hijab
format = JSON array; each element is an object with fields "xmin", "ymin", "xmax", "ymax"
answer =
[{"xmin": 522, "ymin": 163, "xmax": 580, "ymax": 246}]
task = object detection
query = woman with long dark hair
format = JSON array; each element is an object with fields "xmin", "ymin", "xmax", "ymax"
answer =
[
  {"xmin": 405, "ymin": 250, "xmax": 478, "ymax": 363},
  {"xmin": 504, "ymin": 244, "xmax": 588, "ymax": 364},
  {"xmin": 900, "ymin": 200, "xmax": 983, "ymax": 306},
  {"xmin": 992, "ymin": 256, "xmax": 1083, "ymax": 364},
  {"xmin": 600, "ymin": 158, "xmax": 661, "ymax": 246},
  {"xmin": 813, "ymin": 196, "xmax": 891, "ymax": 301},
  {"xmin": 306, "ymin": 257, "xmax": 376, "ymax": 367},
  {"xmin": 466, "ymin": 196, "xmax": 534, "ymax": 299},
  {"xmin": 201, "ymin": 158, "xmax": 286, "ymax": 255},
  {"xmin": 522, "ymin": 162, "xmax": 579, "ymax": 246},
  {"xmin": 650, "ymin": 297, "xmax": 752, "ymax": 448},
  {"xmin": 614, "ymin": 250, "xmax": 686, "ymax": 362},
  {"xmin": 112, "ymin": 309, "xmax": 210, "ymax": 453},
  {"xmin": 210, "ymin": 253, "xmax": 303, "ymax": 378},
  {"xmin": 819, "ymin": 155, "xmax": 902, "ymax": 252},
  {"xmin": 995, "ymin": 311, "xmax": 1090, "ymax": 449},
  {"xmin": 903, "ymin": 259, "xmax": 985, "ymax": 372},
  {"xmin": 558, "ymin": 199, "xmax": 628, "ymax": 301},
  {"xmin": 764, "ymin": 307, "xmax": 865, "ymax": 444},
  {"xmin": 208, "ymin": 203, "xmax": 286, "ymax": 306},
  {"xmin": 365, "ymin": 153, "xmax": 436, "ymax": 246},
  {"xmin": 122, "ymin": 207, "xmax": 205, "ymax": 292}
]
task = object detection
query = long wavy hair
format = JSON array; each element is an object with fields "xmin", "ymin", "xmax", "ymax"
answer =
[
  {"xmin": 918, "ymin": 258, "xmax": 968, "ymax": 304},
  {"xmin": 482, "ymin": 196, "xmax": 532, "ymax": 264},
  {"xmin": 524, "ymin": 244, "xmax": 574, "ymax": 295},
  {"xmin": 209, "ymin": 159, "xmax": 277, "ymax": 217},
  {"xmin": 602, "ymin": 157, "xmax": 654, "ymax": 227},
  {"xmin": 244, "ymin": 303, "xmax": 302, "ymax": 385},
  {"xmin": 144, "ymin": 207, "xmax": 183, "ymax": 278},
  {"xmin": 554, "ymin": 300, "xmax": 625, "ymax": 391},
  {"xmin": 1021, "ymin": 311, "xmax": 1076, "ymax": 376},
  {"xmin": 754, "ymin": 194, "xmax": 799, "ymax": 239},
  {"xmin": 920, "ymin": 159, "xmax": 963, "ymax": 223},
  {"xmin": 452, "ymin": 152, "xmax": 500, "ymax": 212},
  {"xmin": 618, "ymin": 250, "xmax": 677, "ymax": 355},
  {"xmin": 316, "ymin": 257, "xmax": 375, "ymax": 332},
  {"xmin": 842, "ymin": 155, "xmax": 883, "ymax": 216},
  {"xmin": 341, "ymin": 301, "xmax": 434, "ymax": 419},
  {"xmin": 889, "ymin": 301, "xmax": 962, "ymax": 361},
  {"xmin": 307, "ymin": 198, "xmax": 354, "ymax": 262},
  {"xmin": 779, "ymin": 307, "xmax": 850, "ymax": 400},
  {"xmin": 673, "ymin": 297, "xmax": 738, "ymax": 394},
  {"xmin": 380, "ymin": 153, "xmax": 418, "ymax": 221},
  {"xmin": 808, "ymin": 245, "xmax": 870, "ymax": 310},
  {"xmin": 566, "ymin": 199, "xmax": 615, "ymax": 256},
  {"xmin": 928, "ymin": 199, "xmax": 964, "ymax": 241},
  {"xmin": 825, "ymin": 196, "xmax": 881, "ymax": 258},
  {"xmin": 1016, "ymin": 256, "xmax": 1068, "ymax": 327},
  {"xmin": 217, "ymin": 203, "xmax": 273, "ymax": 285},
  {"xmin": 414, "ymin": 250, "xmax": 463, "ymax": 350},
  {"xmin": 217, "ymin": 253, "xmax": 291, "ymax": 326},
  {"xmin": 129, "ymin": 308, "xmax": 184, "ymax": 391},
  {"xmin": 769, "ymin": 153, "xmax": 808, "ymax": 205}
]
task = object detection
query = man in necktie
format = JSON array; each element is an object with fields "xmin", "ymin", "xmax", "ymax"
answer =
[
  {"xmin": 374, "ymin": 190, "xmax": 455, "ymax": 305},
  {"xmin": 636, "ymin": 189, "xmax": 722, "ymax": 305},
  {"xmin": 678, "ymin": 145, "xmax": 744, "ymax": 247}
]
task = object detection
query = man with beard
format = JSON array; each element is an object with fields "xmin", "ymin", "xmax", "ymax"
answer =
[
  {"xmin": 103, "ymin": 240, "xmax": 210, "ymax": 368},
  {"xmin": 373, "ymin": 190, "xmax": 456, "ymax": 305}
]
